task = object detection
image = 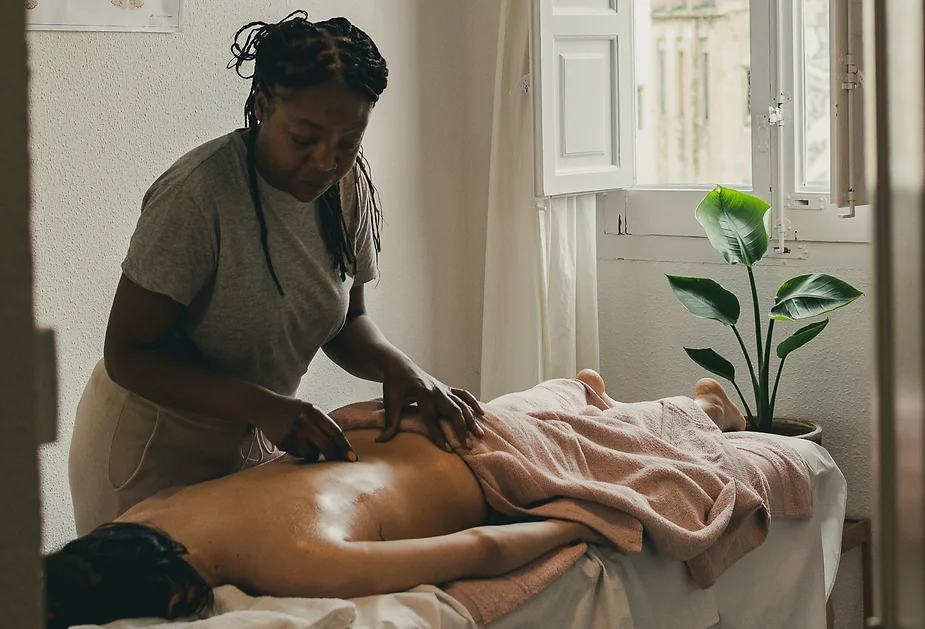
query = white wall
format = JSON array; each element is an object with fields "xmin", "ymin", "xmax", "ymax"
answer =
[{"xmin": 30, "ymin": 0, "xmax": 479, "ymax": 551}]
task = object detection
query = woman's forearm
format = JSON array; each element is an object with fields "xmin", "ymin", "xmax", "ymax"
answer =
[
  {"xmin": 105, "ymin": 345, "xmax": 287, "ymax": 425},
  {"xmin": 299, "ymin": 521, "xmax": 582, "ymax": 601},
  {"xmin": 323, "ymin": 313, "xmax": 409, "ymax": 382},
  {"xmin": 477, "ymin": 520, "xmax": 582, "ymax": 578}
]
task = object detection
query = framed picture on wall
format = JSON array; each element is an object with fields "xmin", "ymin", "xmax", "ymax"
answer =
[{"xmin": 26, "ymin": 0, "xmax": 182, "ymax": 33}]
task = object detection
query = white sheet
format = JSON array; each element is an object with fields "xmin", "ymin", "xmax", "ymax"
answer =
[
  {"xmin": 86, "ymin": 435, "xmax": 845, "ymax": 629},
  {"xmin": 82, "ymin": 586, "xmax": 476, "ymax": 629}
]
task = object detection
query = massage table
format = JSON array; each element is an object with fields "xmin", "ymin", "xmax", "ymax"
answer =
[{"xmin": 92, "ymin": 435, "xmax": 846, "ymax": 629}]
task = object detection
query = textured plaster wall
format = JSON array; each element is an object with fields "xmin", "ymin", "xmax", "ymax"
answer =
[{"xmin": 30, "ymin": 0, "xmax": 478, "ymax": 551}]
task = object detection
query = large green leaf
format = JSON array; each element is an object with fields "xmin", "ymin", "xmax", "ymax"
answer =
[
  {"xmin": 695, "ymin": 186, "xmax": 772, "ymax": 266},
  {"xmin": 770, "ymin": 274, "xmax": 863, "ymax": 321},
  {"xmin": 666, "ymin": 275, "xmax": 740, "ymax": 325},
  {"xmin": 776, "ymin": 318, "xmax": 829, "ymax": 359},
  {"xmin": 684, "ymin": 347, "xmax": 736, "ymax": 382}
]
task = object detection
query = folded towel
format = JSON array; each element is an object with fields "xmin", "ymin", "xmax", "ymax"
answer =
[
  {"xmin": 443, "ymin": 542, "xmax": 588, "ymax": 627},
  {"xmin": 332, "ymin": 378, "xmax": 812, "ymax": 625}
]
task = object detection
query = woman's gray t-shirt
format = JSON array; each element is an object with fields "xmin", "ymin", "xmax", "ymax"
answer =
[{"xmin": 121, "ymin": 131, "xmax": 379, "ymax": 396}]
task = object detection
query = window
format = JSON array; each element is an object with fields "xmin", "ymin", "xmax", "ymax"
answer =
[
  {"xmin": 773, "ymin": 0, "xmax": 866, "ymax": 235},
  {"xmin": 744, "ymin": 67, "xmax": 751, "ymax": 122},
  {"xmin": 635, "ymin": 2, "xmax": 754, "ymax": 188},
  {"xmin": 658, "ymin": 40, "xmax": 666, "ymax": 114},
  {"xmin": 637, "ymin": 85, "xmax": 645, "ymax": 130},
  {"xmin": 531, "ymin": 0, "xmax": 869, "ymax": 245},
  {"xmin": 531, "ymin": 0, "xmax": 634, "ymax": 196},
  {"xmin": 700, "ymin": 47, "xmax": 709, "ymax": 122},
  {"xmin": 677, "ymin": 47, "xmax": 685, "ymax": 118},
  {"xmin": 800, "ymin": 0, "xmax": 830, "ymax": 191}
]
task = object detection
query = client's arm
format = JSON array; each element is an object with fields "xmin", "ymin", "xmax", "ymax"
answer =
[{"xmin": 255, "ymin": 520, "xmax": 596, "ymax": 600}]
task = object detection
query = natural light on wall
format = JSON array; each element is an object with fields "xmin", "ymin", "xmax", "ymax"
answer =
[{"xmin": 531, "ymin": 0, "xmax": 870, "ymax": 246}]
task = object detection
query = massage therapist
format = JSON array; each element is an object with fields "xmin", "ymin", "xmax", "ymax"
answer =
[{"xmin": 69, "ymin": 12, "xmax": 483, "ymax": 536}]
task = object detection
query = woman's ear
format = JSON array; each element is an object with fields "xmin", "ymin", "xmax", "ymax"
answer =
[
  {"xmin": 254, "ymin": 87, "xmax": 268, "ymax": 124},
  {"xmin": 166, "ymin": 591, "xmax": 184, "ymax": 618}
]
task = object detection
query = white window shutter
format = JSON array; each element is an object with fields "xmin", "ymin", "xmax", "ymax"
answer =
[
  {"xmin": 532, "ymin": 0, "xmax": 636, "ymax": 198},
  {"xmin": 830, "ymin": 0, "xmax": 867, "ymax": 213}
]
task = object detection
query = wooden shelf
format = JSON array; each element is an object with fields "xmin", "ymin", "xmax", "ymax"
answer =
[
  {"xmin": 842, "ymin": 518, "xmax": 871, "ymax": 553},
  {"xmin": 837, "ymin": 518, "xmax": 872, "ymax": 628}
]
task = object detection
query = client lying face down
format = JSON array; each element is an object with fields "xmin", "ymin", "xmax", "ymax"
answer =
[{"xmin": 45, "ymin": 371, "xmax": 747, "ymax": 628}]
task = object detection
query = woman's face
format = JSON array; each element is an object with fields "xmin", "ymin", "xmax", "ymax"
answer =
[{"xmin": 255, "ymin": 81, "xmax": 372, "ymax": 203}]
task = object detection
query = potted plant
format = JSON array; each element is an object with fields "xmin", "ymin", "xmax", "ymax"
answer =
[{"xmin": 666, "ymin": 185, "xmax": 863, "ymax": 442}]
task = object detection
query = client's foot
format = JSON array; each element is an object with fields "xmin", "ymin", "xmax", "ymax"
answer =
[
  {"xmin": 694, "ymin": 378, "xmax": 746, "ymax": 432},
  {"xmin": 576, "ymin": 369, "xmax": 618, "ymax": 407}
]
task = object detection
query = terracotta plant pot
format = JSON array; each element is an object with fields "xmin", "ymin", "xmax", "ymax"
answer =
[{"xmin": 769, "ymin": 418, "xmax": 823, "ymax": 445}]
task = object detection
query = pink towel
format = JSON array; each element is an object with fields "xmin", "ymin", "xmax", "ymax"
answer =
[
  {"xmin": 332, "ymin": 379, "xmax": 812, "ymax": 626},
  {"xmin": 444, "ymin": 542, "xmax": 588, "ymax": 627}
]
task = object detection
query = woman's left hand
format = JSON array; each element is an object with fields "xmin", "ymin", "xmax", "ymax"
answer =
[{"xmin": 378, "ymin": 359, "xmax": 485, "ymax": 450}]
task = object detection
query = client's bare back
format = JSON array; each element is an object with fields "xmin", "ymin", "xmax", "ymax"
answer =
[
  {"xmin": 121, "ymin": 429, "xmax": 485, "ymax": 542},
  {"xmin": 116, "ymin": 429, "xmax": 488, "ymax": 596},
  {"xmin": 575, "ymin": 369, "xmax": 746, "ymax": 432}
]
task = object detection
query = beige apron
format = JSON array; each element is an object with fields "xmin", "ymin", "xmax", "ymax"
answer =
[{"xmin": 69, "ymin": 360, "xmax": 282, "ymax": 535}]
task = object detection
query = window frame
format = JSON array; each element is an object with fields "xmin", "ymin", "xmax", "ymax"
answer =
[{"xmin": 605, "ymin": 0, "xmax": 870, "ymax": 246}]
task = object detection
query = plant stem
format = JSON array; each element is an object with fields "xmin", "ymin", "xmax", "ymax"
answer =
[
  {"xmin": 732, "ymin": 325, "xmax": 760, "ymax": 403},
  {"xmin": 730, "ymin": 380, "xmax": 755, "ymax": 423},
  {"xmin": 760, "ymin": 319, "xmax": 775, "ymax": 431},
  {"xmin": 770, "ymin": 357, "xmax": 786, "ymax": 419},
  {"xmin": 747, "ymin": 266, "xmax": 764, "ymax": 370}
]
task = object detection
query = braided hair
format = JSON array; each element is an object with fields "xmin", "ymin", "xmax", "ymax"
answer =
[{"xmin": 228, "ymin": 11, "xmax": 387, "ymax": 295}]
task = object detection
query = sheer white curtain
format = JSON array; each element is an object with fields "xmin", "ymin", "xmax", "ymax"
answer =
[{"xmin": 479, "ymin": 0, "xmax": 600, "ymax": 402}]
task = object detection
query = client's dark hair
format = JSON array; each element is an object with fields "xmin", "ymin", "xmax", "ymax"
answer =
[{"xmin": 43, "ymin": 522, "xmax": 214, "ymax": 629}]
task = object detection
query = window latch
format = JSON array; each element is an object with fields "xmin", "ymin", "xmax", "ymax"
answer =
[
  {"xmin": 768, "ymin": 94, "xmax": 786, "ymax": 126},
  {"xmin": 768, "ymin": 106, "xmax": 783, "ymax": 126},
  {"xmin": 842, "ymin": 54, "xmax": 864, "ymax": 91}
]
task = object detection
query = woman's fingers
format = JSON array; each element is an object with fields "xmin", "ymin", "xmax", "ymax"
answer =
[
  {"xmin": 315, "ymin": 413, "xmax": 357, "ymax": 461},
  {"xmin": 429, "ymin": 390, "xmax": 467, "ymax": 447},
  {"xmin": 378, "ymin": 384, "xmax": 408, "ymax": 443},
  {"xmin": 416, "ymin": 397, "xmax": 449, "ymax": 451},
  {"xmin": 285, "ymin": 406, "xmax": 357, "ymax": 462},
  {"xmin": 448, "ymin": 393, "xmax": 478, "ymax": 446},
  {"xmin": 281, "ymin": 434, "xmax": 321, "ymax": 463},
  {"xmin": 301, "ymin": 419, "xmax": 340, "ymax": 463},
  {"xmin": 451, "ymin": 387, "xmax": 485, "ymax": 416}
]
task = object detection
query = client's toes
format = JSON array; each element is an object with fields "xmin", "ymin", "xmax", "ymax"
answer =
[
  {"xmin": 576, "ymin": 369, "xmax": 606, "ymax": 397},
  {"xmin": 695, "ymin": 378, "xmax": 746, "ymax": 432}
]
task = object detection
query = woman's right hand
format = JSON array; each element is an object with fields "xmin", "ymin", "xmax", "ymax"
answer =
[{"xmin": 256, "ymin": 397, "xmax": 357, "ymax": 463}]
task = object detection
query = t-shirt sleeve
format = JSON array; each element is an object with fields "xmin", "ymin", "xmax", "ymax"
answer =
[
  {"xmin": 343, "ymin": 168, "xmax": 380, "ymax": 286},
  {"xmin": 121, "ymin": 184, "xmax": 217, "ymax": 307}
]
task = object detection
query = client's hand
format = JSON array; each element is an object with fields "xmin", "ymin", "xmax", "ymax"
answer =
[
  {"xmin": 256, "ymin": 397, "xmax": 357, "ymax": 463},
  {"xmin": 378, "ymin": 358, "xmax": 485, "ymax": 451}
]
